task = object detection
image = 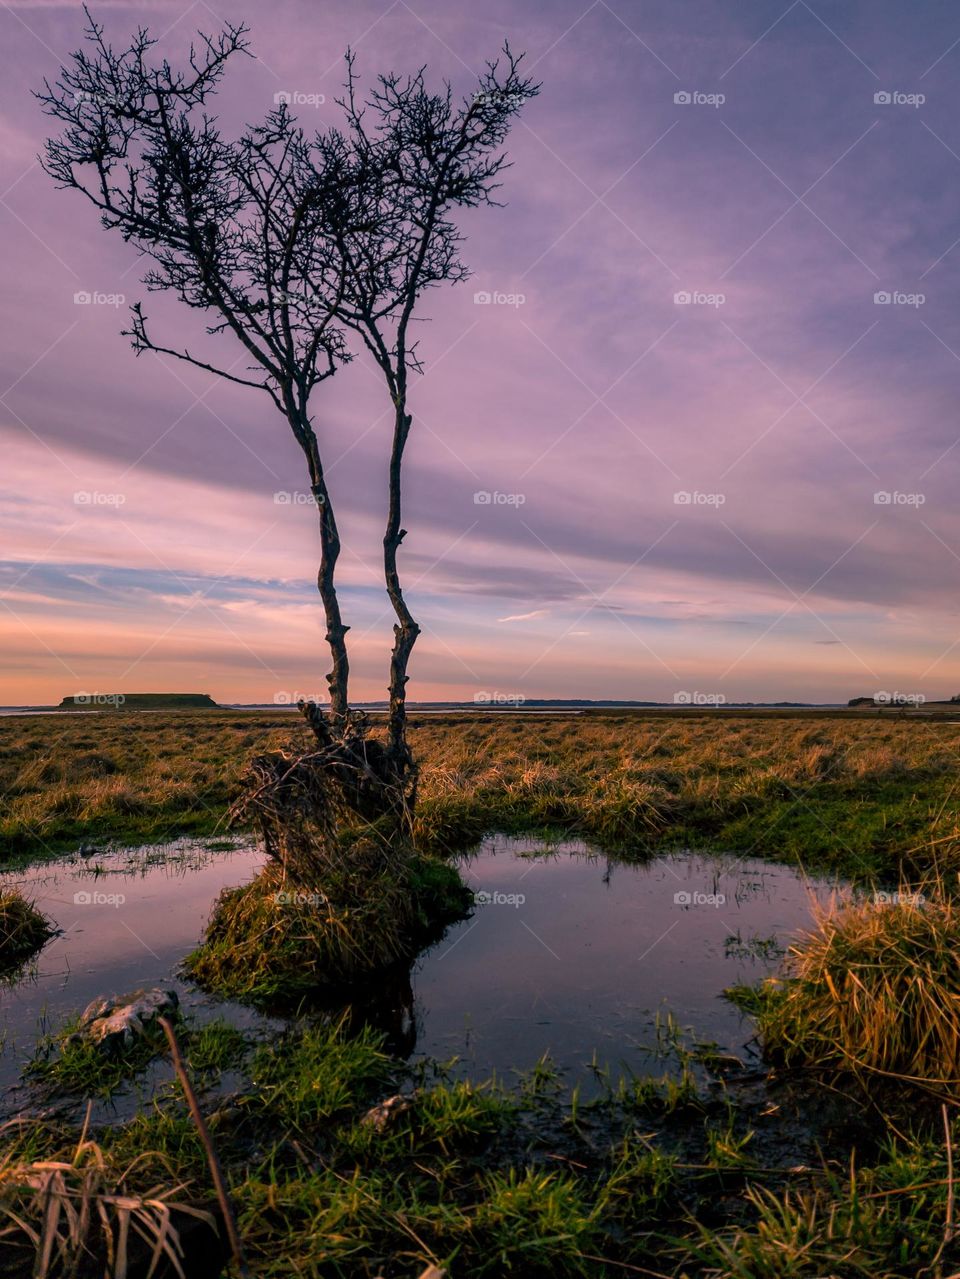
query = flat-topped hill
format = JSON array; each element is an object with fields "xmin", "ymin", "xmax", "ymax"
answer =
[{"xmin": 57, "ymin": 693, "xmax": 219, "ymax": 711}]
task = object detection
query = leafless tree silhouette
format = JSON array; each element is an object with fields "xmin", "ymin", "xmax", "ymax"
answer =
[{"xmin": 39, "ymin": 10, "xmax": 537, "ymax": 822}]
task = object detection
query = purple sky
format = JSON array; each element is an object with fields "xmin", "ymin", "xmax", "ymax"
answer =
[{"xmin": 2, "ymin": 0, "xmax": 960, "ymax": 706}]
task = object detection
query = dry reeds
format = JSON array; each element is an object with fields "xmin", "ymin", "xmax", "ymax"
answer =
[
  {"xmin": 0, "ymin": 1129, "xmax": 219, "ymax": 1279},
  {"xmin": 756, "ymin": 878, "xmax": 960, "ymax": 1096}
]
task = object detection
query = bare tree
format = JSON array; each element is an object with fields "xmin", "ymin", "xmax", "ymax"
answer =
[
  {"xmin": 306, "ymin": 53, "xmax": 539, "ymax": 789},
  {"xmin": 40, "ymin": 12, "xmax": 537, "ymax": 826},
  {"xmin": 39, "ymin": 14, "xmax": 356, "ymax": 723}
]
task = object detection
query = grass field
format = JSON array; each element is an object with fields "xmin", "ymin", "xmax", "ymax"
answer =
[
  {"xmin": 3, "ymin": 708, "xmax": 960, "ymax": 879},
  {"xmin": 4, "ymin": 708, "xmax": 960, "ymax": 1276}
]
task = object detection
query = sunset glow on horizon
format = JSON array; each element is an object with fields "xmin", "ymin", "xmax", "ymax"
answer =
[{"xmin": 3, "ymin": 0, "xmax": 960, "ymax": 707}]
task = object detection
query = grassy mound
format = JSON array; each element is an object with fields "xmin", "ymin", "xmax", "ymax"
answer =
[
  {"xmin": 753, "ymin": 885, "xmax": 960, "ymax": 1095},
  {"xmin": 185, "ymin": 843, "xmax": 471, "ymax": 1005},
  {"xmin": 0, "ymin": 890, "xmax": 54, "ymax": 972}
]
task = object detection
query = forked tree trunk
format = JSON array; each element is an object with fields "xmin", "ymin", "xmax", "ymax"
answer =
[
  {"xmin": 384, "ymin": 405, "xmax": 420, "ymax": 767},
  {"xmin": 292, "ymin": 412, "xmax": 350, "ymax": 725}
]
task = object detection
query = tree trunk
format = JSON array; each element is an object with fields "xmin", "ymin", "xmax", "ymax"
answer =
[
  {"xmin": 384, "ymin": 405, "xmax": 420, "ymax": 768},
  {"xmin": 292, "ymin": 415, "xmax": 350, "ymax": 725}
]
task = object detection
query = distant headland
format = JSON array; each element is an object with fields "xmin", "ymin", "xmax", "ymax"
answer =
[{"xmin": 57, "ymin": 693, "xmax": 219, "ymax": 711}]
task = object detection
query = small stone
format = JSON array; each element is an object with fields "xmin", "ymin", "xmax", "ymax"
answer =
[
  {"xmin": 361, "ymin": 1093, "xmax": 414, "ymax": 1132},
  {"xmin": 72, "ymin": 987, "xmax": 179, "ymax": 1054}
]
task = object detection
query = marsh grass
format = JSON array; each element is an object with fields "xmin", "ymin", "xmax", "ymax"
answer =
[
  {"xmin": 0, "ymin": 890, "xmax": 54, "ymax": 972},
  {"xmin": 29, "ymin": 1017, "xmax": 250, "ymax": 1100},
  {"xmin": 0, "ymin": 1130, "xmax": 221, "ymax": 1279},
  {"xmin": 184, "ymin": 847, "xmax": 470, "ymax": 1004},
  {"xmin": 749, "ymin": 878, "xmax": 960, "ymax": 1098},
  {"xmin": 5, "ymin": 710, "xmax": 960, "ymax": 878},
  {"xmin": 11, "ymin": 1014, "xmax": 959, "ymax": 1278}
]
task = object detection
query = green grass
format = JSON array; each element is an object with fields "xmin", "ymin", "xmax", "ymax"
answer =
[
  {"xmin": 28, "ymin": 1015, "xmax": 250, "ymax": 1098},
  {"xmin": 0, "ymin": 890, "xmax": 55, "ymax": 972},
  {"xmin": 10, "ymin": 1013, "xmax": 960, "ymax": 1278},
  {"xmin": 184, "ymin": 850, "xmax": 471, "ymax": 1004},
  {"xmin": 4, "ymin": 709, "xmax": 960, "ymax": 880}
]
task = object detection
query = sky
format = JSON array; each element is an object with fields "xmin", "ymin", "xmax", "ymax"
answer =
[{"xmin": 2, "ymin": 0, "xmax": 960, "ymax": 707}]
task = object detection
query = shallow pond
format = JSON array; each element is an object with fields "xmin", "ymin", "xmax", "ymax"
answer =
[{"xmin": 0, "ymin": 836, "xmax": 843, "ymax": 1101}]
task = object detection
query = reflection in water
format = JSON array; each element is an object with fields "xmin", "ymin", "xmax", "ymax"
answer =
[{"xmin": 0, "ymin": 835, "xmax": 843, "ymax": 1101}]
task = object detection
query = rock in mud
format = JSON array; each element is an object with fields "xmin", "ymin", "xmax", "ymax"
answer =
[
  {"xmin": 69, "ymin": 987, "xmax": 179, "ymax": 1053},
  {"xmin": 361, "ymin": 1093, "xmax": 415, "ymax": 1132}
]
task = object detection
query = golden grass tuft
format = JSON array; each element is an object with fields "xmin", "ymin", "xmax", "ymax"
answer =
[
  {"xmin": 0, "ymin": 1131, "xmax": 220, "ymax": 1279},
  {"xmin": 756, "ymin": 879, "xmax": 960, "ymax": 1096}
]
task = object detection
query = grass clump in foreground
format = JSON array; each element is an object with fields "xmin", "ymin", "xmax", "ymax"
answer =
[
  {"xmin": 28, "ymin": 1016, "xmax": 250, "ymax": 1099},
  {"xmin": 743, "ymin": 879, "xmax": 960, "ymax": 1098},
  {"xmin": 0, "ymin": 890, "xmax": 54, "ymax": 972},
  {"xmin": 185, "ymin": 843, "xmax": 471, "ymax": 1005},
  {"xmin": 10, "ymin": 1016, "xmax": 960, "ymax": 1278},
  {"xmin": 0, "ymin": 1133, "xmax": 227, "ymax": 1279}
]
